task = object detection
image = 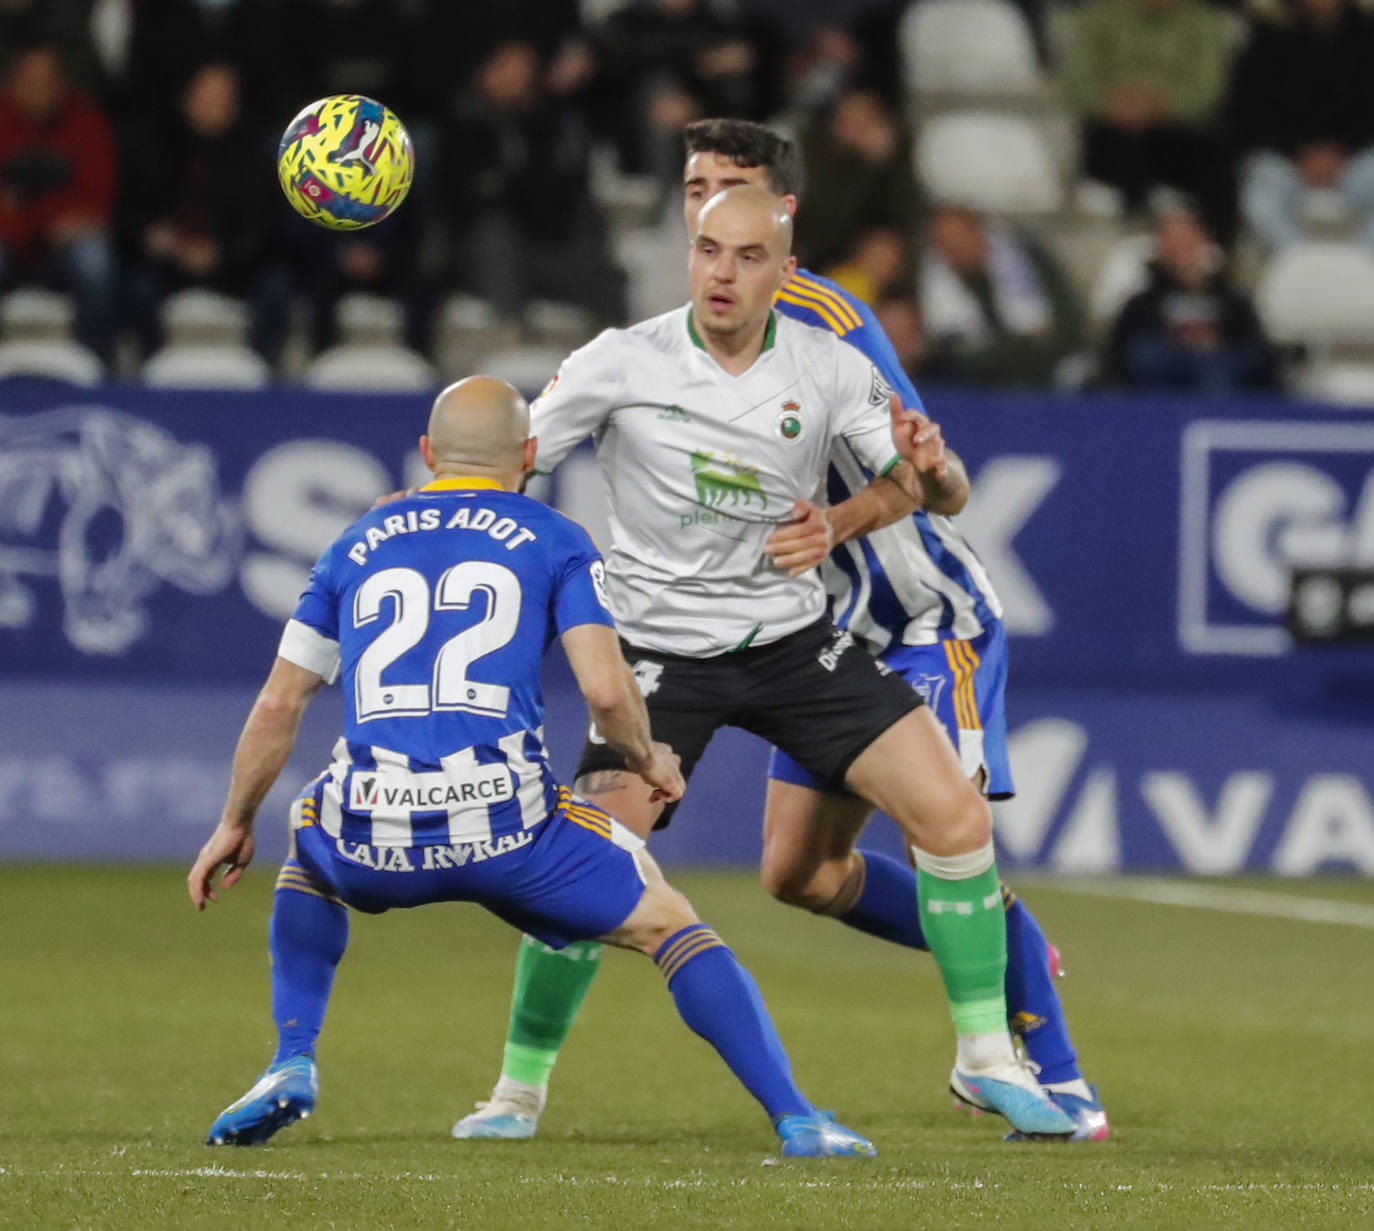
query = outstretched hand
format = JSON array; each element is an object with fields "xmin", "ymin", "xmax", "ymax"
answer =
[
  {"xmin": 888, "ymin": 392, "xmax": 948, "ymax": 481},
  {"xmin": 763, "ymin": 498, "xmax": 834, "ymax": 577},
  {"xmin": 187, "ymin": 822, "xmax": 256, "ymax": 910}
]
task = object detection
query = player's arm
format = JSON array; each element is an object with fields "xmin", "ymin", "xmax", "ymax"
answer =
[
  {"xmin": 560, "ymin": 624, "xmax": 684, "ymax": 802},
  {"xmin": 187, "ymin": 657, "xmax": 326, "ymax": 909},
  {"xmin": 529, "ymin": 333, "xmax": 625, "ymax": 475}
]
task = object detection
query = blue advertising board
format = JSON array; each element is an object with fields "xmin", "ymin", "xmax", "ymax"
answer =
[{"xmin": 2, "ymin": 382, "xmax": 1371, "ymax": 871}]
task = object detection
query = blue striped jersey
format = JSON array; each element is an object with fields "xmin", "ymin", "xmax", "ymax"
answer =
[
  {"xmin": 774, "ymin": 269, "xmax": 1002, "ymax": 652},
  {"xmin": 276, "ymin": 478, "xmax": 616, "ymax": 848}
]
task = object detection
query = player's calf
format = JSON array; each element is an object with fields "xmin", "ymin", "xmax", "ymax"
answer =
[{"xmin": 600, "ymin": 853, "xmax": 875, "ymax": 1157}]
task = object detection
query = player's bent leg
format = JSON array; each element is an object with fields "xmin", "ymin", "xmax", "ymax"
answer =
[
  {"xmin": 761, "ymin": 779, "xmax": 928, "ymax": 950},
  {"xmin": 845, "ymin": 710, "xmax": 1074, "ymax": 1138},
  {"xmin": 207, "ymin": 861, "xmax": 344, "ymax": 1147},
  {"xmin": 454, "ymin": 769, "xmax": 656, "ymax": 1142},
  {"xmin": 601, "ymin": 851, "xmax": 875, "ymax": 1158}
]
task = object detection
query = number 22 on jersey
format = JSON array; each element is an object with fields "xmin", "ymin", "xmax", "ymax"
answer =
[{"xmin": 353, "ymin": 562, "xmax": 521, "ymax": 721}]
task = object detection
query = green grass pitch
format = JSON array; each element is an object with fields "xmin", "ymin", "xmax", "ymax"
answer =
[{"xmin": 2, "ymin": 866, "xmax": 1372, "ymax": 1229}]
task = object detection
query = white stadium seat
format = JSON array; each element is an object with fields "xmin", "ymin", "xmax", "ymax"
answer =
[
  {"xmin": 159, "ymin": 289, "xmax": 251, "ymax": 342},
  {"xmin": 142, "ymin": 342, "xmax": 271, "ymax": 389},
  {"xmin": 472, "ymin": 345, "xmax": 567, "ymax": 398},
  {"xmin": 0, "ymin": 288, "xmax": 77, "ymax": 337},
  {"xmin": 899, "ymin": 0, "xmax": 1042, "ymax": 95},
  {"xmin": 1295, "ymin": 360, "xmax": 1374, "ymax": 408},
  {"xmin": 1090, "ymin": 233, "xmax": 1156, "ymax": 327},
  {"xmin": 917, "ymin": 111, "xmax": 1064, "ymax": 213},
  {"xmin": 304, "ymin": 342, "xmax": 437, "ymax": 392},
  {"xmin": 1255, "ymin": 241, "xmax": 1374, "ymax": 346},
  {"xmin": 0, "ymin": 338, "xmax": 104, "ymax": 385}
]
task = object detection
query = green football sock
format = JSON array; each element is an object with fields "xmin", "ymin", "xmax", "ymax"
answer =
[
  {"xmin": 498, "ymin": 935, "xmax": 603, "ymax": 1088},
  {"xmin": 915, "ymin": 850, "xmax": 1009, "ymax": 1038}
]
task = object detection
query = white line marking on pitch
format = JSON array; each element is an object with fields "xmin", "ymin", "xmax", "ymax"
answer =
[
  {"xmin": 2, "ymin": 1167, "xmax": 1372, "ymax": 1194},
  {"xmin": 1046, "ymin": 879, "xmax": 1374, "ymax": 929}
]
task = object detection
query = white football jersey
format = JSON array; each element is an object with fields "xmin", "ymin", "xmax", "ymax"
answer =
[{"xmin": 532, "ymin": 305, "xmax": 901, "ymax": 655}]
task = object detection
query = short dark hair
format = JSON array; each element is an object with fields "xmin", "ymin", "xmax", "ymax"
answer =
[{"xmin": 682, "ymin": 118, "xmax": 802, "ymax": 198}]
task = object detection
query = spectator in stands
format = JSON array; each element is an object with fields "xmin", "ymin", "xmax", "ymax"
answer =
[
  {"xmin": 279, "ymin": 0, "xmax": 423, "ymax": 121},
  {"xmin": 873, "ymin": 292, "xmax": 925, "ymax": 383},
  {"xmin": 587, "ymin": 0, "xmax": 779, "ymax": 187},
  {"xmin": 0, "ymin": 0, "xmax": 106, "ymax": 97},
  {"xmin": 0, "ymin": 41, "xmax": 117, "ymax": 356},
  {"xmin": 1105, "ymin": 192, "xmax": 1274, "ymax": 391},
  {"xmin": 1061, "ymin": 0, "xmax": 1235, "ymax": 239},
  {"xmin": 1227, "ymin": 0, "xmax": 1374, "ymax": 252},
  {"xmin": 124, "ymin": 0, "xmax": 284, "ymax": 133},
  {"xmin": 119, "ymin": 62, "xmax": 287, "ymax": 361},
  {"xmin": 440, "ymin": 40, "xmax": 625, "ymax": 328},
  {"xmin": 823, "ymin": 225, "xmax": 911, "ymax": 306},
  {"xmin": 918, "ymin": 203, "xmax": 1084, "ymax": 389},
  {"xmin": 796, "ymin": 89, "xmax": 918, "ymax": 273}
]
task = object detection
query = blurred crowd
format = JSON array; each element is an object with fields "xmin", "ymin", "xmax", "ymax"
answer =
[{"xmin": 0, "ymin": 0, "xmax": 1370, "ymax": 395}]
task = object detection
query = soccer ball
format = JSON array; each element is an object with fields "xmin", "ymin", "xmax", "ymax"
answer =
[{"xmin": 276, "ymin": 95, "xmax": 414, "ymax": 231}]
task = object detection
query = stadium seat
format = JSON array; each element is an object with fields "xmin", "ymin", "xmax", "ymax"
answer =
[
  {"xmin": 1295, "ymin": 359, "xmax": 1374, "ymax": 408},
  {"xmin": 1089, "ymin": 233, "xmax": 1156, "ymax": 328},
  {"xmin": 0, "ymin": 337, "xmax": 104, "ymax": 384},
  {"xmin": 900, "ymin": 0, "xmax": 1042, "ymax": 96},
  {"xmin": 616, "ymin": 223, "xmax": 690, "ymax": 320},
  {"xmin": 472, "ymin": 345, "xmax": 567, "ymax": 398},
  {"xmin": 1255, "ymin": 241, "xmax": 1374, "ymax": 346},
  {"xmin": 142, "ymin": 342, "xmax": 271, "ymax": 389},
  {"xmin": 916, "ymin": 111, "xmax": 1065, "ymax": 213},
  {"xmin": 525, "ymin": 300, "xmax": 596, "ymax": 347},
  {"xmin": 304, "ymin": 343, "xmax": 437, "ymax": 392},
  {"xmin": 160, "ymin": 289, "xmax": 251, "ymax": 343},
  {"xmin": 0, "ymin": 288, "xmax": 77, "ymax": 338}
]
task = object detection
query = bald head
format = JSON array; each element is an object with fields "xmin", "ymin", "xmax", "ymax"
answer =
[
  {"xmin": 689, "ymin": 184, "xmax": 797, "ymax": 355},
  {"xmin": 695, "ymin": 184, "xmax": 793, "ymax": 254},
  {"xmin": 423, "ymin": 375, "xmax": 532, "ymax": 483}
]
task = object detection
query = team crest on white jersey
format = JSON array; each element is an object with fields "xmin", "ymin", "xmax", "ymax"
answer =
[
  {"xmin": 776, "ymin": 400, "xmax": 804, "ymax": 442},
  {"xmin": 0, "ymin": 407, "xmax": 240, "ymax": 654}
]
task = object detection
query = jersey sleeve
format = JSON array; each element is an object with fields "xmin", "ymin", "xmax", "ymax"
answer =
[
  {"xmin": 552, "ymin": 521, "xmax": 618, "ymax": 634},
  {"xmin": 530, "ymin": 331, "xmax": 624, "ymax": 474},
  {"xmin": 277, "ymin": 549, "xmax": 342, "ymax": 684},
  {"xmin": 829, "ymin": 341, "xmax": 904, "ymax": 479}
]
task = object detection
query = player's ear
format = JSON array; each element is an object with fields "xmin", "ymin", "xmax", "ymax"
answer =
[
  {"xmin": 781, "ymin": 194, "xmax": 798, "ymax": 218},
  {"xmin": 418, "ymin": 434, "xmax": 435, "ymax": 471},
  {"xmin": 522, "ymin": 436, "xmax": 538, "ymax": 473},
  {"xmin": 782, "ymin": 254, "xmax": 797, "ymax": 281}
]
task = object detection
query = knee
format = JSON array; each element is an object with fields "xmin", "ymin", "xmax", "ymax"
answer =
[
  {"xmin": 623, "ymin": 884, "xmax": 698, "ymax": 957},
  {"xmin": 759, "ymin": 849, "xmax": 849, "ymax": 912},
  {"xmin": 919, "ymin": 785, "xmax": 992, "ymax": 858}
]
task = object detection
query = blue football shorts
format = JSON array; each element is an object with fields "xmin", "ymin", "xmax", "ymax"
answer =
[
  {"xmin": 288, "ymin": 781, "xmax": 648, "ymax": 949},
  {"xmin": 767, "ymin": 619, "xmax": 1015, "ymax": 800}
]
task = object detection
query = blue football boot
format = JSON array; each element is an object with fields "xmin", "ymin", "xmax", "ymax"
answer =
[
  {"xmin": 206, "ymin": 1055, "xmax": 318, "ymax": 1146},
  {"xmin": 1005, "ymin": 1085, "xmax": 1110, "ymax": 1143},
  {"xmin": 949, "ymin": 1061, "xmax": 1075, "ymax": 1138},
  {"xmin": 775, "ymin": 1111, "xmax": 877, "ymax": 1158}
]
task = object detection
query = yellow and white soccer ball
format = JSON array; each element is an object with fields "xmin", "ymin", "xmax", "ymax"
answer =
[{"xmin": 276, "ymin": 94, "xmax": 414, "ymax": 231}]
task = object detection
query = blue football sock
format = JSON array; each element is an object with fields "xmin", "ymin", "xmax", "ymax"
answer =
[
  {"xmin": 655, "ymin": 924, "xmax": 813, "ymax": 1122},
  {"xmin": 838, "ymin": 851, "xmax": 928, "ymax": 950},
  {"xmin": 270, "ymin": 861, "xmax": 349, "ymax": 1065},
  {"xmin": 1002, "ymin": 889, "xmax": 1081, "ymax": 1085}
]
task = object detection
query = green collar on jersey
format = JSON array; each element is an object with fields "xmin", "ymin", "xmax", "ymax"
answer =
[{"xmin": 687, "ymin": 308, "xmax": 776, "ymax": 353}]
